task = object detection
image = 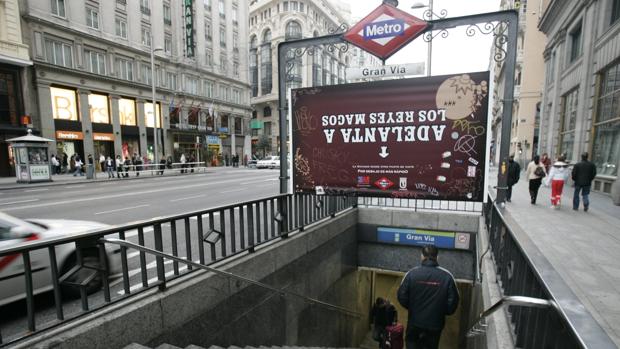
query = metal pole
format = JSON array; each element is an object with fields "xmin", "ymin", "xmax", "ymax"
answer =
[
  {"xmin": 427, "ymin": 0, "xmax": 433, "ymax": 76},
  {"xmin": 150, "ymin": 36, "xmax": 159, "ymax": 167}
]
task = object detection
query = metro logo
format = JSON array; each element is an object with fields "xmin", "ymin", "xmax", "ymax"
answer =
[
  {"xmin": 344, "ymin": 3, "xmax": 428, "ymax": 60},
  {"xmin": 364, "ymin": 19, "xmax": 406, "ymax": 40}
]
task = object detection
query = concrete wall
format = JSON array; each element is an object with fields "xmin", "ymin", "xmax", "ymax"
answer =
[
  {"xmin": 17, "ymin": 210, "xmax": 362, "ymax": 349},
  {"xmin": 356, "ymin": 208, "xmax": 479, "ymax": 280}
]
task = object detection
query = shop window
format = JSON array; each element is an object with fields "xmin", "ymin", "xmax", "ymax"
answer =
[
  {"xmin": 558, "ymin": 88, "xmax": 579, "ymax": 161},
  {"xmin": 119, "ymin": 98, "xmax": 137, "ymax": 126},
  {"xmin": 593, "ymin": 61, "xmax": 620, "ymax": 176},
  {"xmin": 144, "ymin": 102, "xmax": 161, "ymax": 128},
  {"xmin": 50, "ymin": 87, "xmax": 78, "ymax": 121},
  {"xmin": 88, "ymin": 94, "xmax": 110, "ymax": 123}
]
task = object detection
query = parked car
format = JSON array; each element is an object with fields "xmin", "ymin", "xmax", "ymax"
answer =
[
  {"xmin": 257, "ymin": 156, "xmax": 280, "ymax": 169},
  {"xmin": 0, "ymin": 212, "xmax": 121, "ymax": 306},
  {"xmin": 247, "ymin": 158, "xmax": 258, "ymax": 168}
]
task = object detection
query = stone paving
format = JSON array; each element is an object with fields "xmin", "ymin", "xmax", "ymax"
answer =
[{"xmin": 497, "ymin": 173, "xmax": 620, "ymax": 346}]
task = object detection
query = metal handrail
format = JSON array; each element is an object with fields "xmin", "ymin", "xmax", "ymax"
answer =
[
  {"xmin": 100, "ymin": 237, "xmax": 362, "ymax": 318},
  {"xmin": 466, "ymin": 296, "xmax": 555, "ymax": 337}
]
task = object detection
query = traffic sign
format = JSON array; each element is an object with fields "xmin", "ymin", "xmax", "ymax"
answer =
[{"xmin": 344, "ymin": 3, "xmax": 428, "ymax": 60}]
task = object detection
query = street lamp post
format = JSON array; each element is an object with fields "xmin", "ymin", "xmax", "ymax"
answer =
[
  {"xmin": 412, "ymin": 0, "xmax": 433, "ymax": 76},
  {"xmin": 150, "ymin": 38, "xmax": 164, "ymax": 167}
]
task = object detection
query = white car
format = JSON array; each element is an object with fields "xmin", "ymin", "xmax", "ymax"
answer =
[
  {"xmin": 0, "ymin": 212, "xmax": 121, "ymax": 306},
  {"xmin": 257, "ymin": 156, "xmax": 280, "ymax": 169}
]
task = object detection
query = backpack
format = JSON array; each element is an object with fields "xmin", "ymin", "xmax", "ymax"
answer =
[{"xmin": 534, "ymin": 166, "xmax": 546, "ymax": 178}]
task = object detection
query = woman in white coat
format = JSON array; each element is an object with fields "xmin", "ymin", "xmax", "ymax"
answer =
[{"xmin": 545, "ymin": 156, "xmax": 570, "ymax": 208}]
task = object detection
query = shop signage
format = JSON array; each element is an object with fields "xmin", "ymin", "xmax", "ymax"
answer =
[
  {"xmin": 89, "ymin": 94, "xmax": 110, "ymax": 124},
  {"xmin": 206, "ymin": 135, "xmax": 220, "ymax": 145},
  {"xmin": 170, "ymin": 123, "xmax": 207, "ymax": 132},
  {"xmin": 291, "ymin": 71, "xmax": 489, "ymax": 201},
  {"xmin": 119, "ymin": 98, "xmax": 137, "ymax": 126},
  {"xmin": 144, "ymin": 103, "xmax": 162, "ymax": 128},
  {"xmin": 250, "ymin": 120, "xmax": 263, "ymax": 129},
  {"xmin": 346, "ymin": 62, "xmax": 425, "ymax": 79},
  {"xmin": 50, "ymin": 87, "xmax": 78, "ymax": 121},
  {"xmin": 184, "ymin": 0, "xmax": 194, "ymax": 57},
  {"xmin": 219, "ymin": 127, "xmax": 229, "ymax": 133},
  {"xmin": 377, "ymin": 226, "xmax": 470, "ymax": 250},
  {"xmin": 29, "ymin": 165, "xmax": 50, "ymax": 181},
  {"xmin": 56, "ymin": 130, "xmax": 84, "ymax": 140},
  {"xmin": 93, "ymin": 133, "xmax": 115, "ymax": 141},
  {"xmin": 343, "ymin": 4, "xmax": 428, "ymax": 60}
]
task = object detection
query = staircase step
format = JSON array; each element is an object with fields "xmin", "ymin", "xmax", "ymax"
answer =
[
  {"xmin": 155, "ymin": 344, "xmax": 183, "ymax": 349},
  {"xmin": 208, "ymin": 346, "xmax": 225, "ymax": 349},
  {"xmin": 123, "ymin": 344, "xmax": 151, "ymax": 349},
  {"xmin": 185, "ymin": 345, "xmax": 207, "ymax": 349}
]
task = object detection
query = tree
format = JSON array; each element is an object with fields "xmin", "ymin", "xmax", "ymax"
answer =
[{"xmin": 255, "ymin": 134, "xmax": 271, "ymax": 158}]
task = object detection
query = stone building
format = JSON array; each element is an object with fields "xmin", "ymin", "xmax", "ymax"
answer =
[
  {"xmin": 18, "ymin": 0, "xmax": 251, "ymax": 172},
  {"xmin": 538, "ymin": 0, "xmax": 620, "ymax": 193}
]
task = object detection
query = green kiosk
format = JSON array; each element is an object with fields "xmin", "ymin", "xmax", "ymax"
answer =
[{"xmin": 8, "ymin": 129, "xmax": 54, "ymax": 183}]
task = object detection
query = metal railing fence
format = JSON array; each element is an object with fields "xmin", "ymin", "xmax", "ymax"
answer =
[
  {"xmin": 0, "ymin": 193, "xmax": 356, "ymax": 346},
  {"xmin": 482, "ymin": 191, "xmax": 616, "ymax": 349},
  {"xmin": 357, "ymin": 196, "xmax": 483, "ymax": 213}
]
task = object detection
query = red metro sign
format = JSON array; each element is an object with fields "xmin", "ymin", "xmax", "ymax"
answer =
[{"xmin": 344, "ymin": 4, "xmax": 428, "ymax": 60}]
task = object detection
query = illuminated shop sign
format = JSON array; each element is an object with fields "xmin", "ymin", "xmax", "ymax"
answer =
[
  {"xmin": 144, "ymin": 102, "xmax": 162, "ymax": 128},
  {"xmin": 119, "ymin": 98, "xmax": 137, "ymax": 126},
  {"xmin": 93, "ymin": 133, "xmax": 115, "ymax": 141},
  {"xmin": 50, "ymin": 87, "xmax": 78, "ymax": 121},
  {"xmin": 56, "ymin": 131, "xmax": 84, "ymax": 140},
  {"xmin": 89, "ymin": 94, "xmax": 110, "ymax": 124}
]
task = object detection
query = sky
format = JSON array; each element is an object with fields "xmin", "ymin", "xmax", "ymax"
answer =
[{"xmin": 341, "ymin": 0, "xmax": 502, "ymax": 75}]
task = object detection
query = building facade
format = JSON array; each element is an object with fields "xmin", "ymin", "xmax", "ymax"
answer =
[
  {"xmin": 538, "ymin": 0, "xmax": 620, "ymax": 193},
  {"xmin": 0, "ymin": 0, "xmax": 33, "ymax": 177},
  {"xmin": 490, "ymin": 0, "xmax": 547, "ymax": 167},
  {"xmin": 248, "ymin": 0, "xmax": 353, "ymax": 157},
  {"xmin": 18, "ymin": 0, "xmax": 251, "ymax": 174}
]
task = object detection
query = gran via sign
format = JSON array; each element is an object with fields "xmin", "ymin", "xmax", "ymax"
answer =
[
  {"xmin": 184, "ymin": 0, "xmax": 194, "ymax": 57},
  {"xmin": 346, "ymin": 62, "xmax": 425, "ymax": 79},
  {"xmin": 343, "ymin": 3, "xmax": 427, "ymax": 60}
]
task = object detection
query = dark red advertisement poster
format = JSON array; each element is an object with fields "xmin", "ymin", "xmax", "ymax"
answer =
[{"xmin": 291, "ymin": 71, "xmax": 489, "ymax": 202}]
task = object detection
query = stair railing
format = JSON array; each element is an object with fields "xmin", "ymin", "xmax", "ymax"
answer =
[
  {"xmin": 101, "ymin": 238, "xmax": 362, "ymax": 318},
  {"xmin": 466, "ymin": 295, "xmax": 555, "ymax": 337}
]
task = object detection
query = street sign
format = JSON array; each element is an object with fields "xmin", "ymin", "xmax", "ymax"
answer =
[
  {"xmin": 346, "ymin": 62, "xmax": 425, "ymax": 80},
  {"xmin": 343, "ymin": 3, "xmax": 428, "ymax": 60},
  {"xmin": 377, "ymin": 226, "xmax": 471, "ymax": 250}
]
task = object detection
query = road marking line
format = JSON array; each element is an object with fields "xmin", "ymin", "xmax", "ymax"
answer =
[
  {"xmin": 115, "ymin": 260, "xmax": 198, "ymax": 294},
  {"xmin": 123, "ymin": 226, "xmax": 155, "ymax": 238},
  {"xmin": 24, "ymin": 188, "xmax": 49, "ymax": 193},
  {"xmin": 170, "ymin": 194, "xmax": 206, "ymax": 202},
  {"xmin": 95, "ymin": 204, "xmax": 149, "ymax": 215},
  {"xmin": 0, "ymin": 199, "xmax": 39, "ymax": 206},
  {"xmin": 64, "ymin": 185, "xmax": 85, "ymax": 189}
]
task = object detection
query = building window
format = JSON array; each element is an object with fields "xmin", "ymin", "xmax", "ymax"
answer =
[
  {"xmin": 611, "ymin": 0, "xmax": 620, "ymax": 26},
  {"xmin": 261, "ymin": 30, "xmax": 272, "ymax": 95},
  {"xmin": 88, "ymin": 94, "xmax": 110, "ymax": 124},
  {"xmin": 141, "ymin": 27, "xmax": 151, "ymax": 47},
  {"xmin": 50, "ymin": 87, "xmax": 78, "ymax": 121},
  {"xmin": 220, "ymin": 54, "xmax": 228, "ymax": 74},
  {"xmin": 44, "ymin": 38, "xmax": 73, "ymax": 68},
  {"xmin": 285, "ymin": 21, "xmax": 302, "ymax": 40},
  {"xmin": 568, "ymin": 22, "xmax": 582, "ymax": 63},
  {"xmin": 165, "ymin": 34, "xmax": 172, "ymax": 54},
  {"xmin": 141, "ymin": 64, "xmax": 152, "ymax": 85},
  {"xmin": 313, "ymin": 48, "xmax": 322, "ymax": 87},
  {"xmin": 233, "ymin": 33, "xmax": 239, "ymax": 52},
  {"xmin": 166, "ymin": 72, "xmax": 177, "ymax": 90},
  {"xmin": 220, "ymin": 27, "xmax": 226, "ymax": 48},
  {"xmin": 140, "ymin": 0, "xmax": 151, "ymax": 15},
  {"xmin": 85, "ymin": 49, "xmax": 106, "ymax": 75},
  {"xmin": 263, "ymin": 106, "xmax": 271, "ymax": 117},
  {"xmin": 115, "ymin": 18, "xmax": 127, "ymax": 39},
  {"xmin": 559, "ymin": 88, "xmax": 579, "ymax": 161},
  {"xmin": 86, "ymin": 7, "xmax": 99, "ymax": 29},
  {"xmin": 205, "ymin": 20, "xmax": 212, "ymax": 42},
  {"xmin": 205, "ymin": 49, "xmax": 213, "ymax": 67},
  {"xmin": 232, "ymin": 89, "xmax": 240, "ymax": 104},
  {"xmin": 163, "ymin": 4, "xmax": 172, "ymax": 25},
  {"xmin": 204, "ymin": 0, "xmax": 211, "ymax": 11},
  {"xmin": 250, "ymin": 35, "xmax": 258, "ymax": 97},
  {"xmin": 116, "ymin": 57, "xmax": 133, "ymax": 81},
  {"xmin": 185, "ymin": 75, "xmax": 199, "ymax": 95},
  {"xmin": 232, "ymin": 6, "xmax": 238, "ymax": 25},
  {"xmin": 593, "ymin": 61, "xmax": 620, "ymax": 176},
  {"xmin": 233, "ymin": 61, "xmax": 239, "ymax": 77},
  {"xmin": 283, "ymin": 1, "xmax": 289, "ymax": 11},
  {"xmin": 203, "ymin": 80, "xmax": 213, "ymax": 97},
  {"xmin": 51, "ymin": 0, "xmax": 65, "ymax": 17},
  {"xmin": 264, "ymin": 121, "xmax": 272, "ymax": 136},
  {"xmin": 219, "ymin": 0, "xmax": 225, "ymax": 18}
]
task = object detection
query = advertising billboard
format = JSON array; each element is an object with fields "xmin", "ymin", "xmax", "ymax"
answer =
[{"xmin": 291, "ymin": 71, "xmax": 489, "ymax": 202}]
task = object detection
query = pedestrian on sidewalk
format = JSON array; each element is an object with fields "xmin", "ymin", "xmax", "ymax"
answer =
[
  {"xmin": 51, "ymin": 155, "xmax": 60, "ymax": 175},
  {"xmin": 507, "ymin": 155, "xmax": 521, "ymax": 202},
  {"xmin": 105, "ymin": 156, "xmax": 116, "ymax": 179},
  {"xmin": 69, "ymin": 154, "xmax": 75, "ymax": 173},
  {"xmin": 545, "ymin": 155, "xmax": 570, "ymax": 209},
  {"xmin": 572, "ymin": 152, "xmax": 597, "ymax": 212},
  {"xmin": 525, "ymin": 155, "xmax": 546, "ymax": 204},
  {"xmin": 62, "ymin": 153, "xmax": 68, "ymax": 174},
  {"xmin": 541, "ymin": 153, "xmax": 552, "ymax": 174},
  {"xmin": 397, "ymin": 245, "xmax": 459, "ymax": 349},
  {"xmin": 99, "ymin": 154, "xmax": 106, "ymax": 173},
  {"xmin": 124, "ymin": 156, "xmax": 131, "ymax": 178},
  {"xmin": 73, "ymin": 156, "xmax": 84, "ymax": 176},
  {"xmin": 180, "ymin": 153, "xmax": 187, "ymax": 174},
  {"xmin": 115, "ymin": 155, "xmax": 123, "ymax": 178}
]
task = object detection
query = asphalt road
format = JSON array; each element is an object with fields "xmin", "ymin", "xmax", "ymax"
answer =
[
  {"xmin": 0, "ymin": 167, "xmax": 280, "ymax": 224},
  {"xmin": 0, "ymin": 167, "xmax": 281, "ymax": 344}
]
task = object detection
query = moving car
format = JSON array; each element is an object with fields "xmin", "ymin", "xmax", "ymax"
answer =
[
  {"xmin": 0, "ymin": 212, "xmax": 121, "ymax": 306},
  {"xmin": 256, "ymin": 156, "xmax": 280, "ymax": 169}
]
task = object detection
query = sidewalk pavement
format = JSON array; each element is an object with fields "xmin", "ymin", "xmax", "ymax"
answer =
[{"xmin": 496, "ymin": 171, "xmax": 620, "ymax": 346}]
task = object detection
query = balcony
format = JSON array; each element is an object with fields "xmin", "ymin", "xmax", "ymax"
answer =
[{"xmin": 116, "ymin": 0, "xmax": 126, "ymax": 4}]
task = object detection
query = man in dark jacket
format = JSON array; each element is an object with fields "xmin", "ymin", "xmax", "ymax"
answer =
[
  {"xmin": 397, "ymin": 245, "xmax": 459, "ymax": 349},
  {"xmin": 507, "ymin": 154, "xmax": 521, "ymax": 202},
  {"xmin": 572, "ymin": 152, "xmax": 597, "ymax": 212}
]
